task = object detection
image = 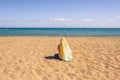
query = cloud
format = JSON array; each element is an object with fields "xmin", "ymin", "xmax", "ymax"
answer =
[
  {"xmin": 80, "ymin": 19, "xmax": 96, "ymax": 22},
  {"xmin": 50, "ymin": 17, "xmax": 71, "ymax": 22},
  {"xmin": 115, "ymin": 16, "xmax": 120, "ymax": 19},
  {"xmin": 108, "ymin": 19, "xmax": 114, "ymax": 22},
  {"xmin": 0, "ymin": 24, "xmax": 3, "ymax": 26}
]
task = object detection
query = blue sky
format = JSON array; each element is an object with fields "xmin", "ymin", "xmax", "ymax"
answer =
[{"xmin": 0, "ymin": 0, "xmax": 120, "ymax": 28}]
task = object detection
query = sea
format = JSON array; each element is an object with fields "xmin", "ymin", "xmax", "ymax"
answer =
[{"xmin": 0, "ymin": 28, "xmax": 120, "ymax": 36}]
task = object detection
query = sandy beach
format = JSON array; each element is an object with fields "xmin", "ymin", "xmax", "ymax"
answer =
[{"xmin": 0, "ymin": 36, "xmax": 120, "ymax": 80}]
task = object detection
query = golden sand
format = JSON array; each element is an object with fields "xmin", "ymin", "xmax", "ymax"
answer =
[{"xmin": 0, "ymin": 36, "xmax": 120, "ymax": 80}]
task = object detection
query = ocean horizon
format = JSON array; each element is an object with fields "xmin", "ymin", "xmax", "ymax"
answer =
[{"xmin": 0, "ymin": 28, "xmax": 120, "ymax": 36}]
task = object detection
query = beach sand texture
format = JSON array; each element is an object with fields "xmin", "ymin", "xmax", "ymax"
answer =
[{"xmin": 0, "ymin": 37, "xmax": 120, "ymax": 80}]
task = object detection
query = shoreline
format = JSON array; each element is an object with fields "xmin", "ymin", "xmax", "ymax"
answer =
[{"xmin": 0, "ymin": 36, "xmax": 120, "ymax": 37}]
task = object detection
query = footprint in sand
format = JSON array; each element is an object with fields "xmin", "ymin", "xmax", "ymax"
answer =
[{"xmin": 42, "ymin": 75, "xmax": 49, "ymax": 80}]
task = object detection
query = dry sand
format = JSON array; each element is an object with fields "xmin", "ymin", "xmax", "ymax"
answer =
[{"xmin": 0, "ymin": 36, "xmax": 120, "ymax": 80}]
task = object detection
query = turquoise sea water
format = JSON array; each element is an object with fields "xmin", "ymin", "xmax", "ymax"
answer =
[{"xmin": 0, "ymin": 28, "xmax": 120, "ymax": 36}]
